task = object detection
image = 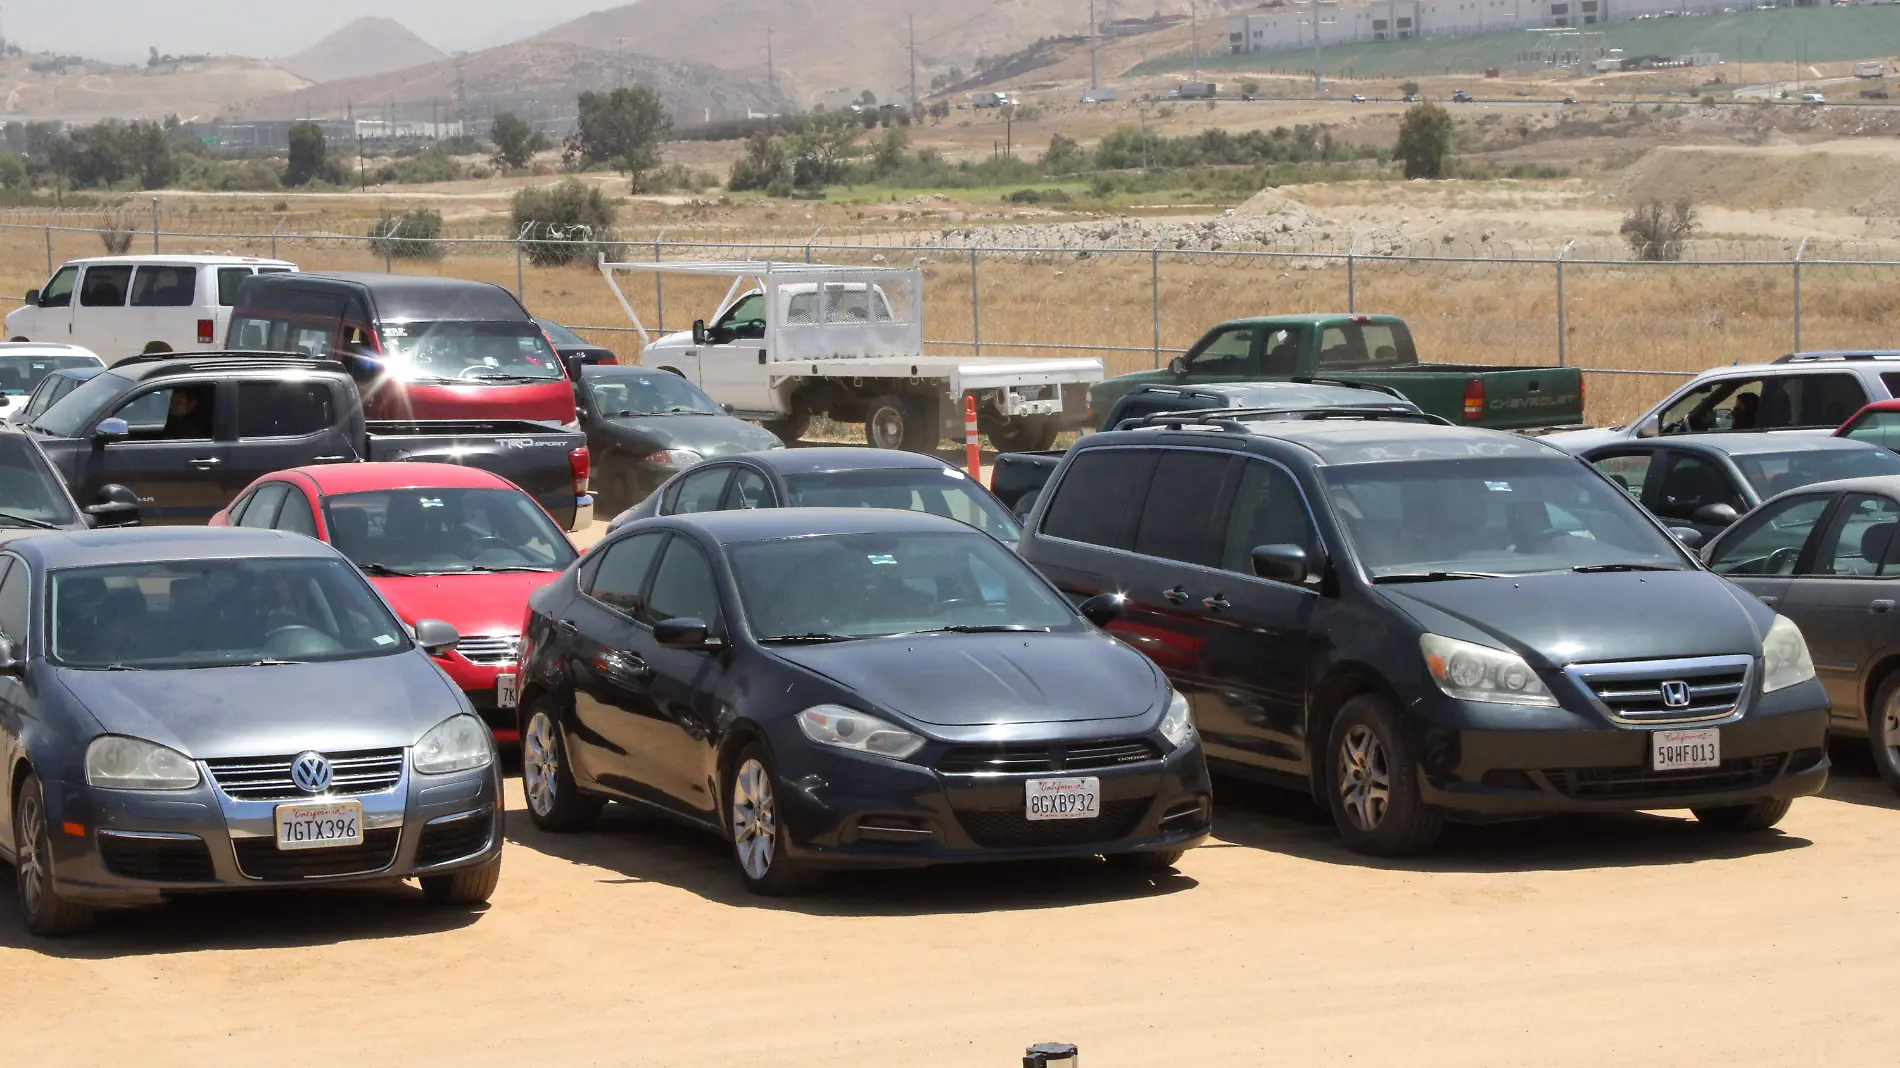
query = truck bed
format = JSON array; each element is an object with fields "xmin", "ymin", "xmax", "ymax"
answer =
[{"xmin": 767, "ymin": 355, "xmax": 1104, "ymax": 392}]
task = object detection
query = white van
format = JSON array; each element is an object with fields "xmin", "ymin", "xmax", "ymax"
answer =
[{"xmin": 5, "ymin": 254, "xmax": 298, "ymax": 363}]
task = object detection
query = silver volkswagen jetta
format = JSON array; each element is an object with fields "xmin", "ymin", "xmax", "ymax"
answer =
[{"xmin": 0, "ymin": 527, "xmax": 504, "ymax": 935}]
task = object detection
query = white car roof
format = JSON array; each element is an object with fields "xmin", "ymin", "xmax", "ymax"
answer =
[{"xmin": 56, "ymin": 254, "xmax": 296, "ymax": 267}]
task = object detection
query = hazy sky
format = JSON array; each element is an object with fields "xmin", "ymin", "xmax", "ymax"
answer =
[{"xmin": 7, "ymin": 0, "xmax": 629, "ymax": 61}]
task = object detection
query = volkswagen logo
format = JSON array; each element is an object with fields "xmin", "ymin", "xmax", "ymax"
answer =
[
  {"xmin": 1660, "ymin": 680, "xmax": 1693, "ymax": 710},
  {"xmin": 291, "ymin": 752, "xmax": 333, "ymax": 794}
]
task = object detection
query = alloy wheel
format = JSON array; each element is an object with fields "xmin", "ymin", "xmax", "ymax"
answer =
[
  {"xmin": 16, "ymin": 787, "xmax": 46, "ymax": 918},
  {"xmin": 1883, "ymin": 691, "xmax": 1900, "ymax": 772},
  {"xmin": 868, "ymin": 407, "xmax": 905, "ymax": 450},
  {"xmin": 1337, "ymin": 723, "xmax": 1392, "ymax": 832},
  {"xmin": 523, "ymin": 711, "xmax": 559, "ymax": 818},
  {"xmin": 731, "ymin": 758, "xmax": 777, "ymax": 880}
]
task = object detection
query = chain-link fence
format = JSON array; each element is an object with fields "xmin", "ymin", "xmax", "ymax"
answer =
[{"xmin": 4, "ymin": 209, "xmax": 1898, "ymax": 425}]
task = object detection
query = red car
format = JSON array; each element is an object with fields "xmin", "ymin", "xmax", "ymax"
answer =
[
  {"xmin": 1839, "ymin": 399, "xmax": 1900, "ymax": 450},
  {"xmin": 210, "ymin": 462, "xmax": 579, "ymax": 741}
]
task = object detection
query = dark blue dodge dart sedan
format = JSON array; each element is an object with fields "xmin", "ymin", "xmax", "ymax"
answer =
[{"xmin": 516, "ymin": 507, "xmax": 1212, "ymax": 894}]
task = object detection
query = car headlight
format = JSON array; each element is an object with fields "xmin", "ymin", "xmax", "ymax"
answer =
[
  {"xmin": 795, "ymin": 704, "xmax": 925, "ymax": 760},
  {"xmin": 85, "ymin": 736, "xmax": 200, "ymax": 791},
  {"xmin": 1420, "ymin": 633, "xmax": 1557, "ymax": 707},
  {"xmin": 1158, "ymin": 689, "xmax": 1195, "ymax": 749},
  {"xmin": 413, "ymin": 714, "xmax": 494, "ymax": 775},
  {"xmin": 1761, "ymin": 614, "xmax": 1816, "ymax": 693},
  {"xmin": 649, "ymin": 448, "xmax": 705, "ymax": 468}
]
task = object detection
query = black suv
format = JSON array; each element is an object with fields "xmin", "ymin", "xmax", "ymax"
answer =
[{"xmin": 1018, "ymin": 415, "xmax": 1831, "ymax": 854}]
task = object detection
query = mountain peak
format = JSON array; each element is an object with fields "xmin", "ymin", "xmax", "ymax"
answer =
[{"xmin": 278, "ymin": 17, "xmax": 446, "ymax": 85}]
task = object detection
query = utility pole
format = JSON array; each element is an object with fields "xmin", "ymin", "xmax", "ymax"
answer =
[
  {"xmin": 1191, "ymin": 0, "xmax": 1199, "ymax": 77},
  {"xmin": 1089, "ymin": 0, "xmax": 1098, "ymax": 93},
  {"xmin": 615, "ymin": 38, "xmax": 625, "ymax": 87},
  {"xmin": 908, "ymin": 14, "xmax": 917, "ymax": 114},
  {"xmin": 1313, "ymin": 0, "xmax": 1324, "ymax": 92},
  {"xmin": 766, "ymin": 27, "xmax": 776, "ymax": 95},
  {"xmin": 357, "ymin": 133, "xmax": 365, "ymax": 189}
]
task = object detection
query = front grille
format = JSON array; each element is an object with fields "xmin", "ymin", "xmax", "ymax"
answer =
[
  {"xmin": 455, "ymin": 634, "xmax": 521, "ymax": 666},
  {"xmin": 1570, "ymin": 656, "xmax": 1752, "ymax": 724},
  {"xmin": 936, "ymin": 738, "xmax": 1162, "ymax": 775},
  {"xmin": 954, "ymin": 797, "xmax": 1151, "ymax": 848},
  {"xmin": 414, "ymin": 814, "xmax": 493, "ymax": 867},
  {"xmin": 98, "ymin": 833, "xmax": 216, "ymax": 882},
  {"xmin": 205, "ymin": 748, "xmax": 404, "ymax": 801},
  {"xmin": 1544, "ymin": 754, "xmax": 1784, "ymax": 801},
  {"xmin": 232, "ymin": 828, "xmax": 402, "ymax": 880}
]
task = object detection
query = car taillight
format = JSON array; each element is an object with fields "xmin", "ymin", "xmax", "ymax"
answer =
[
  {"xmin": 197, "ymin": 319, "xmax": 214, "ymax": 344},
  {"xmin": 569, "ymin": 446, "xmax": 591, "ymax": 496},
  {"xmin": 1463, "ymin": 378, "xmax": 1485, "ymax": 422}
]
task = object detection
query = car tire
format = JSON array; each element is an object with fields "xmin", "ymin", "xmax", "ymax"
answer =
[
  {"xmin": 1868, "ymin": 673, "xmax": 1900, "ymax": 795},
  {"xmin": 984, "ymin": 415, "xmax": 1059, "ymax": 453},
  {"xmin": 420, "ymin": 854, "xmax": 502, "ymax": 905},
  {"xmin": 1104, "ymin": 848, "xmax": 1186, "ymax": 872},
  {"xmin": 761, "ymin": 408, "xmax": 811, "ymax": 445},
  {"xmin": 1692, "ymin": 798, "xmax": 1793, "ymax": 831},
  {"xmin": 863, "ymin": 393, "xmax": 914, "ymax": 451},
  {"xmin": 725, "ymin": 742, "xmax": 820, "ymax": 896},
  {"xmin": 1325, "ymin": 694, "xmax": 1444, "ymax": 856},
  {"xmin": 521, "ymin": 699, "xmax": 604, "ymax": 833},
  {"xmin": 13, "ymin": 772, "xmax": 93, "ymax": 936}
]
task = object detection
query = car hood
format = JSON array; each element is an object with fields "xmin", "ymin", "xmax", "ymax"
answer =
[
  {"xmin": 1378, "ymin": 570, "xmax": 1768, "ymax": 667},
  {"xmin": 54, "ymin": 655, "xmax": 466, "ymax": 760},
  {"xmin": 766, "ymin": 630, "xmax": 1167, "ymax": 729},
  {"xmin": 1539, "ymin": 426, "xmax": 1629, "ymax": 453},
  {"xmin": 370, "ymin": 572, "xmax": 559, "ymax": 636},
  {"xmin": 596, "ymin": 414, "xmax": 781, "ymax": 458}
]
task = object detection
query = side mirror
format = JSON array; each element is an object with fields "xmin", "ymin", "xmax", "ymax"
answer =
[
  {"xmin": 1168, "ymin": 355, "xmax": 1189, "ymax": 376},
  {"xmin": 722, "ymin": 403, "xmax": 735, "ymax": 414},
  {"xmin": 91, "ymin": 417, "xmax": 130, "ymax": 444},
  {"xmin": 1668, "ymin": 526, "xmax": 1706, "ymax": 550},
  {"xmin": 692, "ymin": 319, "xmax": 708, "ymax": 347},
  {"xmin": 562, "ymin": 354, "xmax": 583, "ymax": 379},
  {"xmin": 654, "ymin": 616, "xmax": 712, "ymax": 649},
  {"xmin": 1635, "ymin": 414, "xmax": 1662, "ymax": 439},
  {"xmin": 0, "ymin": 636, "xmax": 23, "ymax": 677},
  {"xmin": 1251, "ymin": 543, "xmax": 1312, "ymax": 584},
  {"xmin": 414, "ymin": 618, "xmax": 461, "ymax": 656},
  {"xmin": 1077, "ymin": 593, "xmax": 1125, "ymax": 628},
  {"xmin": 86, "ymin": 484, "xmax": 141, "ymax": 528},
  {"xmin": 1692, "ymin": 502, "xmax": 1739, "ymax": 528},
  {"xmin": 23, "ymin": 289, "xmax": 38, "ymax": 306}
]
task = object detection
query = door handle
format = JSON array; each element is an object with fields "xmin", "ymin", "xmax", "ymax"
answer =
[
  {"xmin": 311, "ymin": 454, "xmax": 347, "ymax": 463},
  {"xmin": 1203, "ymin": 594, "xmax": 1231, "ymax": 612},
  {"xmin": 1757, "ymin": 595, "xmax": 1778, "ymax": 606},
  {"xmin": 554, "ymin": 618, "xmax": 579, "ymax": 635},
  {"xmin": 1162, "ymin": 586, "xmax": 1191, "ymax": 605},
  {"xmin": 1873, "ymin": 599, "xmax": 1895, "ymax": 615},
  {"xmin": 626, "ymin": 655, "xmax": 652, "ymax": 681},
  {"xmin": 187, "ymin": 457, "xmax": 221, "ymax": 468}
]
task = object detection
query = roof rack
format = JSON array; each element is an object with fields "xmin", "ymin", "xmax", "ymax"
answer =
[
  {"xmin": 113, "ymin": 348, "xmax": 331, "ymax": 369},
  {"xmin": 1118, "ymin": 405, "xmax": 1451, "ymax": 432},
  {"xmin": 1287, "ymin": 375, "xmax": 1408, "ymax": 399},
  {"xmin": 118, "ymin": 350, "xmax": 346, "ymax": 376},
  {"xmin": 1771, "ymin": 351, "xmax": 1900, "ymax": 364}
]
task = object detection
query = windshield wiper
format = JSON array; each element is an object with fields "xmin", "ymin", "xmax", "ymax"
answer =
[
  {"xmin": 463, "ymin": 372, "xmax": 550, "ymax": 383},
  {"xmin": 465, "ymin": 565, "xmax": 560, "ymax": 573},
  {"xmin": 246, "ymin": 658, "xmax": 307, "ymax": 666},
  {"xmin": 1571, "ymin": 563, "xmax": 1684, "ymax": 574},
  {"xmin": 357, "ymin": 562, "xmax": 418, "ymax": 577},
  {"xmin": 758, "ymin": 632, "xmax": 861, "ymax": 644},
  {"xmin": 99, "ymin": 662, "xmax": 144, "ymax": 671},
  {"xmin": 905, "ymin": 624, "xmax": 1047, "ymax": 635},
  {"xmin": 0, "ymin": 510, "xmax": 61, "ymax": 530},
  {"xmin": 660, "ymin": 406, "xmax": 716, "ymax": 415},
  {"xmin": 1372, "ymin": 571, "xmax": 1503, "ymax": 584}
]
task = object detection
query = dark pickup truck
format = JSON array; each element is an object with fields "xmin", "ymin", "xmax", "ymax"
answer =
[
  {"xmin": 1088, "ymin": 314, "xmax": 1586, "ymax": 432},
  {"xmin": 23, "ymin": 351, "xmax": 590, "ymax": 528}
]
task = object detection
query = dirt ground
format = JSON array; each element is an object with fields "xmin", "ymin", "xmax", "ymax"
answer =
[{"xmin": 6, "ymin": 738, "xmax": 1898, "ymax": 1068}]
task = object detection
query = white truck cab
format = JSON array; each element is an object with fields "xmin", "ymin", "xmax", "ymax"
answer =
[
  {"xmin": 602, "ymin": 260, "xmax": 1102, "ymax": 452},
  {"xmin": 7, "ymin": 254, "xmax": 297, "ymax": 363}
]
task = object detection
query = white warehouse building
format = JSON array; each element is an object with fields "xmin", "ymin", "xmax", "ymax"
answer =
[{"xmin": 1229, "ymin": 0, "xmax": 1719, "ymax": 55}]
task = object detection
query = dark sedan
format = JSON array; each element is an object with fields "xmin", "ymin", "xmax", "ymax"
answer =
[
  {"xmin": 574, "ymin": 364, "xmax": 784, "ymax": 512},
  {"xmin": 536, "ymin": 318, "xmax": 620, "ymax": 368},
  {"xmin": 516, "ymin": 508, "xmax": 1212, "ymax": 894},
  {"xmin": 606, "ymin": 446, "xmax": 1021, "ymax": 544},
  {"xmin": 1, "ymin": 527, "xmax": 504, "ymax": 935}
]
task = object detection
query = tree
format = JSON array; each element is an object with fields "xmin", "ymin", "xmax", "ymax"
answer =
[
  {"xmin": 1394, "ymin": 101, "xmax": 1452, "ymax": 179},
  {"xmin": 1241, "ymin": 81, "xmax": 1261, "ymax": 97},
  {"xmin": 728, "ymin": 130, "xmax": 791, "ymax": 193},
  {"xmin": 285, "ymin": 121, "xmax": 326, "ymax": 187},
  {"xmin": 512, "ymin": 178, "xmax": 618, "ymax": 266},
  {"xmin": 858, "ymin": 89, "xmax": 878, "ymax": 109},
  {"xmin": 1621, "ymin": 199, "xmax": 1698, "ymax": 261},
  {"xmin": 566, "ymin": 86, "xmax": 673, "ymax": 188},
  {"xmin": 870, "ymin": 125, "xmax": 909, "ymax": 178},
  {"xmin": 1042, "ymin": 132, "xmax": 1082, "ymax": 173},
  {"xmin": 1399, "ymin": 80, "xmax": 1420, "ymax": 98},
  {"xmin": 490, "ymin": 111, "xmax": 547, "ymax": 169}
]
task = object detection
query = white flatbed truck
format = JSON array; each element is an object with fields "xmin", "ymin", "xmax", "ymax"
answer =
[{"xmin": 599, "ymin": 259, "xmax": 1102, "ymax": 452}]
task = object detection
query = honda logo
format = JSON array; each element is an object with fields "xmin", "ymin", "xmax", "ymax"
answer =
[
  {"xmin": 291, "ymin": 752, "xmax": 333, "ymax": 794},
  {"xmin": 1659, "ymin": 680, "xmax": 1692, "ymax": 710}
]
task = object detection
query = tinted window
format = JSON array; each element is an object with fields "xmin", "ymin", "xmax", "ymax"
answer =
[
  {"xmin": 1660, "ymin": 377, "xmax": 1761, "ymax": 434},
  {"xmin": 781, "ymin": 466, "xmax": 1020, "ymax": 540},
  {"xmin": 1221, "ymin": 459, "xmax": 1318, "ymax": 573},
  {"xmin": 27, "ymin": 370, "xmax": 135, "ymax": 438},
  {"xmin": 1317, "ymin": 321, "xmax": 1415, "ymax": 370},
  {"xmin": 1708, "ymin": 495, "xmax": 1831, "ymax": 576},
  {"xmin": 0, "ymin": 556, "xmax": 27, "ymax": 646},
  {"xmin": 1651, "ymin": 453, "xmax": 1745, "ymax": 522},
  {"xmin": 646, "ymin": 537, "xmax": 721, "ymax": 628},
  {"xmin": 582, "ymin": 367, "xmax": 722, "ymax": 416},
  {"xmin": 1809, "ymin": 494, "xmax": 1900, "ymax": 577},
  {"xmin": 238, "ymin": 381, "xmax": 335, "ymax": 438},
  {"xmin": 275, "ymin": 490, "xmax": 318, "ymax": 538},
  {"xmin": 322, "ymin": 488, "xmax": 576, "ymax": 573},
  {"xmin": 0, "ymin": 355, "xmax": 101, "ymax": 400},
  {"xmin": 1590, "ymin": 451, "xmax": 1655, "ymax": 499},
  {"xmin": 79, "ymin": 266, "xmax": 131, "ymax": 307},
  {"xmin": 129, "ymin": 266, "xmax": 198, "ymax": 308},
  {"xmin": 1883, "ymin": 373, "xmax": 1900, "ymax": 400},
  {"xmin": 113, "ymin": 384, "xmax": 216, "ymax": 441},
  {"xmin": 23, "ymin": 375, "xmax": 76, "ymax": 420},
  {"xmin": 216, "ymin": 267, "xmax": 253, "ymax": 307},
  {"xmin": 236, "ymin": 284, "xmax": 348, "ymax": 318},
  {"xmin": 588, "ymin": 532, "xmax": 664, "ymax": 615},
  {"xmin": 672, "ymin": 466, "xmax": 733, "ymax": 514},
  {"xmin": 1259, "ymin": 327, "xmax": 1305, "ymax": 376},
  {"xmin": 1132, "ymin": 451, "xmax": 1230, "ymax": 566},
  {"xmin": 225, "ymin": 488, "xmax": 256, "ymax": 526},
  {"xmin": 1731, "ymin": 446, "xmax": 1900, "ymax": 499},
  {"xmin": 1765, "ymin": 373, "xmax": 1867, "ymax": 429},
  {"xmin": 727, "ymin": 468, "xmax": 772, "ymax": 509},
  {"xmin": 1185, "ymin": 326, "xmax": 1255, "ymax": 375},
  {"xmin": 369, "ymin": 283, "xmax": 525, "ymax": 321},
  {"xmin": 1041, "ymin": 448, "xmax": 1159, "ymax": 549},
  {"xmin": 238, "ymin": 482, "xmax": 288, "ymax": 528},
  {"xmin": 0, "ymin": 436, "xmax": 78, "ymax": 526},
  {"xmin": 38, "ymin": 265, "xmax": 76, "ymax": 309}
]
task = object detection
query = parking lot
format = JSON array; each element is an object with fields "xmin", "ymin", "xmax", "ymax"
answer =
[{"xmin": 4, "ymin": 748, "xmax": 1897, "ymax": 1067}]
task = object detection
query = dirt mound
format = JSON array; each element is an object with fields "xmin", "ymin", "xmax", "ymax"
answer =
[
  {"xmin": 278, "ymin": 18, "xmax": 445, "ymax": 85},
  {"xmin": 1615, "ymin": 142, "xmax": 1900, "ymax": 217}
]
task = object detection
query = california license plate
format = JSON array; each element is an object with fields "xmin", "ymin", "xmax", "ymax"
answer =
[
  {"xmin": 1652, "ymin": 728, "xmax": 1721, "ymax": 771},
  {"xmin": 1025, "ymin": 777, "xmax": 1101, "ymax": 821},
  {"xmin": 274, "ymin": 799, "xmax": 364, "ymax": 851},
  {"xmin": 496, "ymin": 673, "xmax": 518, "ymax": 709}
]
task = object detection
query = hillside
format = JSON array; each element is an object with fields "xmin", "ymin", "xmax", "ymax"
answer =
[
  {"xmin": 0, "ymin": 55, "xmax": 307, "ymax": 122},
  {"xmin": 247, "ymin": 40, "xmax": 789, "ymax": 125},
  {"xmin": 530, "ymin": 0, "xmax": 1256, "ymax": 101},
  {"xmin": 278, "ymin": 17, "xmax": 447, "ymax": 84}
]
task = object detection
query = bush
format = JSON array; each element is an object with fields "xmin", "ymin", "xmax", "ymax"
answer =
[
  {"xmin": 636, "ymin": 162, "xmax": 719, "ymax": 194},
  {"xmin": 97, "ymin": 216, "xmax": 135, "ymax": 254},
  {"xmin": 511, "ymin": 179, "xmax": 618, "ymax": 266},
  {"xmin": 1621, "ymin": 199, "xmax": 1698, "ymax": 261},
  {"xmin": 1004, "ymin": 187, "xmax": 1071, "ymax": 205},
  {"xmin": 1395, "ymin": 101, "xmax": 1452, "ymax": 179},
  {"xmin": 367, "ymin": 208, "xmax": 444, "ymax": 260}
]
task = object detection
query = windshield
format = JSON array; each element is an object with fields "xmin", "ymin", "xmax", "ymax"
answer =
[
  {"xmin": 1840, "ymin": 409, "xmax": 1900, "ymax": 451},
  {"xmin": 783, "ymin": 468, "xmax": 1022, "ymax": 541},
  {"xmin": 50, "ymin": 557, "xmax": 410, "ymax": 669},
  {"xmin": 729, "ymin": 530, "xmax": 1077, "ymax": 640},
  {"xmin": 378, "ymin": 321, "xmax": 564, "ymax": 384},
  {"xmin": 1323, "ymin": 456, "xmax": 1688, "ymax": 579},
  {"xmin": 1734, "ymin": 446, "xmax": 1900, "ymax": 497},
  {"xmin": 28, "ymin": 369, "xmax": 132, "ymax": 438},
  {"xmin": 536, "ymin": 319, "xmax": 589, "ymax": 347},
  {"xmin": 582, "ymin": 368, "xmax": 723, "ymax": 416},
  {"xmin": 0, "ymin": 436, "xmax": 77, "ymax": 526},
  {"xmin": 0, "ymin": 353, "xmax": 98, "ymax": 397},
  {"xmin": 322, "ymin": 487, "xmax": 577, "ymax": 575}
]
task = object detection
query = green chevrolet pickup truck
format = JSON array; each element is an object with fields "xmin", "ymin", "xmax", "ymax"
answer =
[{"xmin": 1090, "ymin": 314, "xmax": 1586, "ymax": 431}]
